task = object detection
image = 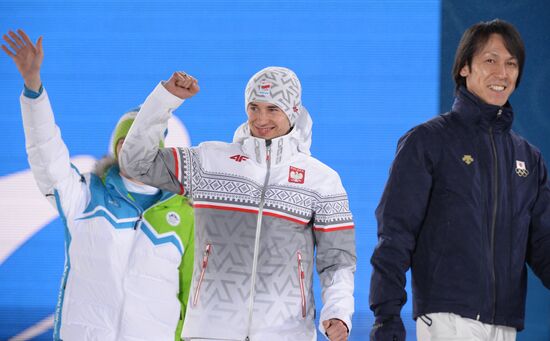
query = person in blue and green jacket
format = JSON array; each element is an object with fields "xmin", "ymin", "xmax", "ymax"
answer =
[{"xmin": 2, "ymin": 29, "xmax": 194, "ymax": 341}]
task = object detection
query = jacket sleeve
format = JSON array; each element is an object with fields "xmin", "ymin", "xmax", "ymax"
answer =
[
  {"xmin": 369, "ymin": 126, "xmax": 434, "ymax": 322},
  {"xmin": 314, "ymin": 175, "xmax": 356, "ymax": 337},
  {"xmin": 20, "ymin": 89, "xmax": 89, "ymax": 221},
  {"xmin": 119, "ymin": 82, "xmax": 191, "ymax": 196},
  {"xmin": 527, "ymin": 154, "xmax": 550, "ymax": 288}
]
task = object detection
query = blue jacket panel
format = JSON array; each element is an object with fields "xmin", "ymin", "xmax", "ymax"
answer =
[{"xmin": 370, "ymin": 87, "xmax": 550, "ymax": 330}]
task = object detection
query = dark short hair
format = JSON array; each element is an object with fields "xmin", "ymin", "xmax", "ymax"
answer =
[{"xmin": 452, "ymin": 19, "xmax": 525, "ymax": 90}]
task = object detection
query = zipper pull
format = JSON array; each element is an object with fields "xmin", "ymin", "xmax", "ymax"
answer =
[
  {"xmin": 202, "ymin": 244, "xmax": 212, "ymax": 268},
  {"xmin": 193, "ymin": 244, "xmax": 212, "ymax": 307},
  {"xmin": 134, "ymin": 214, "xmax": 142, "ymax": 230},
  {"xmin": 265, "ymin": 139, "xmax": 272, "ymax": 161},
  {"xmin": 297, "ymin": 251, "xmax": 306, "ymax": 318},
  {"xmin": 497, "ymin": 108, "xmax": 502, "ymax": 117},
  {"xmin": 297, "ymin": 251, "xmax": 304, "ymax": 274}
]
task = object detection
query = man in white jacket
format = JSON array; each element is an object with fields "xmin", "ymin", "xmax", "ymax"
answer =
[
  {"xmin": 3, "ymin": 30, "xmax": 195, "ymax": 341},
  {"xmin": 119, "ymin": 67, "xmax": 357, "ymax": 341}
]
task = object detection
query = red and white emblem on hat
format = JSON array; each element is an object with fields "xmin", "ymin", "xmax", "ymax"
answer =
[
  {"xmin": 288, "ymin": 166, "xmax": 305, "ymax": 184},
  {"xmin": 259, "ymin": 80, "xmax": 271, "ymax": 96}
]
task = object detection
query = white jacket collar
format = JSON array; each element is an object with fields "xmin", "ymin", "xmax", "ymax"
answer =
[{"xmin": 232, "ymin": 107, "xmax": 313, "ymax": 165}]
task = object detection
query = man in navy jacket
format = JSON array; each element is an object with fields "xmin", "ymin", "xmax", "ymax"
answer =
[{"xmin": 369, "ymin": 19, "xmax": 550, "ymax": 341}]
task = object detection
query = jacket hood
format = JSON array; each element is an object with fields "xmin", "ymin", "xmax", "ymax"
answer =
[
  {"xmin": 232, "ymin": 105, "xmax": 313, "ymax": 156},
  {"xmin": 94, "ymin": 155, "xmax": 117, "ymax": 179}
]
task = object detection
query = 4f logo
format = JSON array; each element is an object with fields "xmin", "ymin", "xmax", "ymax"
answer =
[
  {"xmin": 230, "ymin": 155, "xmax": 249, "ymax": 162},
  {"xmin": 515, "ymin": 160, "xmax": 529, "ymax": 177},
  {"xmin": 288, "ymin": 166, "xmax": 305, "ymax": 184}
]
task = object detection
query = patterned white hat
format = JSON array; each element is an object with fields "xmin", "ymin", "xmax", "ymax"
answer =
[{"xmin": 244, "ymin": 66, "xmax": 302, "ymax": 126}]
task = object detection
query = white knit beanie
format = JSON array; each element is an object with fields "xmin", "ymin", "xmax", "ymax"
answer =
[{"xmin": 244, "ymin": 66, "xmax": 302, "ymax": 126}]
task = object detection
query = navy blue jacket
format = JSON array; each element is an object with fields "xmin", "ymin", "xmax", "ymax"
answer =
[{"xmin": 370, "ymin": 87, "xmax": 550, "ymax": 330}]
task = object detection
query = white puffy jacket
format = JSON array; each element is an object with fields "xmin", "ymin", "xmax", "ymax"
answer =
[
  {"xmin": 120, "ymin": 83, "xmax": 356, "ymax": 341},
  {"xmin": 21, "ymin": 90, "xmax": 194, "ymax": 341}
]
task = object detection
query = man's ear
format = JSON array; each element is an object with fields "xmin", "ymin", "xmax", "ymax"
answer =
[{"xmin": 460, "ymin": 64, "xmax": 470, "ymax": 77}]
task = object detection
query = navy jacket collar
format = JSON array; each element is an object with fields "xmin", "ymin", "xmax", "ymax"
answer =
[{"xmin": 451, "ymin": 86, "xmax": 514, "ymax": 132}]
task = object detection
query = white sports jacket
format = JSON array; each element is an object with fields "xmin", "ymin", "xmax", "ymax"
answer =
[
  {"xmin": 20, "ymin": 90, "xmax": 194, "ymax": 341},
  {"xmin": 120, "ymin": 83, "xmax": 356, "ymax": 341}
]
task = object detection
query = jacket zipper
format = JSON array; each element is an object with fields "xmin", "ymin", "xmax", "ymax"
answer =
[
  {"xmin": 114, "ymin": 187, "xmax": 144, "ymax": 230},
  {"xmin": 134, "ymin": 214, "xmax": 142, "ymax": 230},
  {"xmin": 119, "ymin": 192, "xmax": 176, "ymax": 230},
  {"xmin": 112, "ymin": 186, "xmax": 143, "ymax": 340},
  {"xmin": 488, "ymin": 108, "xmax": 501, "ymax": 322},
  {"xmin": 112, "ymin": 191, "xmax": 176, "ymax": 339},
  {"xmin": 193, "ymin": 243, "xmax": 212, "ymax": 306},
  {"xmin": 297, "ymin": 251, "xmax": 306, "ymax": 318},
  {"xmin": 245, "ymin": 140, "xmax": 272, "ymax": 341}
]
